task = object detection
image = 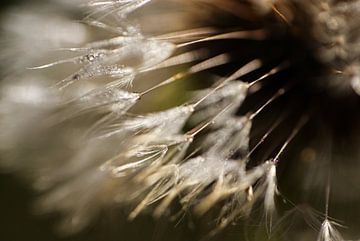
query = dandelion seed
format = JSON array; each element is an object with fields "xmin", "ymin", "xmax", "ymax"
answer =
[
  {"xmin": 202, "ymin": 116, "xmax": 251, "ymax": 159},
  {"xmin": 28, "ymin": 49, "xmax": 109, "ymax": 70},
  {"xmin": 96, "ymin": 105, "xmax": 194, "ymax": 138},
  {"xmin": 50, "ymin": 39, "xmax": 173, "ymax": 89},
  {"xmin": 137, "ymin": 40, "xmax": 176, "ymax": 70},
  {"xmin": 263, "ymin": 160, "xmax": 278, "ymax": 232},
  {"xmin": 318, "ymin": 219, "xmax": 345, "ymax": 241},
  {"xmin": 315, "ymin": 168, "xmax": 346, "ymax": 241},
  {"xmin": 67, "ymin": 80, "xmax": 139, "ymax": 114},
  {"xmin": 55, "ymin": 64, "xmax": 134, "ymax": 90},
  {"xmin": 110, "ymin": 144, "xmax": 168, "ymax": 177},
  {"xmin": 191, "ymin": 81, "xmax": 249, "ymax": 123}
]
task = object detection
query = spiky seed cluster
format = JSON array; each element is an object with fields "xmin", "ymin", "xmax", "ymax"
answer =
[{"xmin": 0, "ymin": 0, "xmax": 360, "ymax": 240}]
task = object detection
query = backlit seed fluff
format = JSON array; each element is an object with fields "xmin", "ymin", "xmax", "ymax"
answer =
[{"xmin": 1, "ymin": 1, "xmax": 360, "ymax": 241}]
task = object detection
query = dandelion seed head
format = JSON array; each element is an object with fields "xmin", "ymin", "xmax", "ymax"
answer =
[{"xmin": 1, "ymin": 0, "xmax": 360, "ymax": 239}]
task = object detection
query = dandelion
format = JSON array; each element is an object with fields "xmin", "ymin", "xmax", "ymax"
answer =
[{"xmin": 1, "ymin": 0, "xmax": 360, "ymax": 241}]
